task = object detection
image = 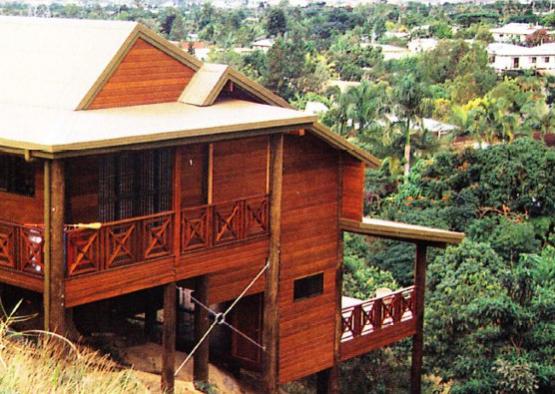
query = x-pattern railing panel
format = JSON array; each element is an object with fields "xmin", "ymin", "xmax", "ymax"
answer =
[
  {"xmin": 66, "ymin": 229, "xmax": 100, "ymax": 275},
  {"xmin": 181, "ymin": 194, "xmax": 269, "ymax": 254},
  {"xmin": 181, "ymin": 206, "xmax": 210, "ymax": 251},
  {"xmin": 0, "ymin": 223, "xmax": 16, "ymax": 268},
  {"xmin": 19, "ymin": 227, "xmax": 44, "ymax": 275},
  {"xmin": 143, "ymin": 214, "xmax": 173, "ymax": 259},
  {"xmin": 341, "ymin": 286, "xmax": 416, "ymax": 343}
]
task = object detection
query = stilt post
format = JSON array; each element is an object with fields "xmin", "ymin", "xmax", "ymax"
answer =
[
  {"xmin": 193, "ymin": 275, "xmax": 209, "ymax": 384},
  {"xmin": 44, "ymin": 159, "xmax": 66, "ymax": 335},
  {"xmin": 411, "ymin": 243, "xmax": 428, "ymax": 394},
  {"xmin": 262, "ymin": 133, "xmax": 284, "ymax": 394},
  {"xmin": 162, "ymin": 282, "xmax": 177, "ymax": 393}
]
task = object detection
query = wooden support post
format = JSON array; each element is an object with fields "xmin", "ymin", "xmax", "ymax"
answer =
[
  {"xmin": 316, "ymin": 368, "xmax": 339, "ymax": 394},
  {"xmin": 43, "ymin": 159, "xmax": 66, "ymax": 335},
  {"xmin": 262, "ymin": 133, "xmax": 283, "ymax": 394},
  {"xmin": 410, "ymin": 243, "xmax": 428, "ymax": 394},
  {"xmin": 173, "ymin": 146, "xmax": 182, "ymax": 260},
  {"xmin": 193, "ymin": 275, "xmax": 209, "ymax": 384},
  {"xmin": 162, "ymin": 282, "xmax": 176, "ymax": 393},
  {"xmin": 324, "ymin": 154, "xmax": 345, "ymax": 394},
  {"xmin": 144, "ymin": 288, "xmax": 157, "ymax": 341}
]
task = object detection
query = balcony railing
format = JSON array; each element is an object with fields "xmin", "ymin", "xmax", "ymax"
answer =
[
  {"xmin": 66, "ymin": 211, "xmax": 174, "ymax": 276},
  {"xmin": 341, "ymin": 286, "xmax": 416, "ymax": 342},
  {"xmin": 180, "ymin": 194, "xmax": 269, "ymax": 253},
  {"xmin": 0, "ymin": 220, "xmax": 44, "ymax": 276},
  {"xmin": 0, "ymin": 195, "xmax": 269, "ymax": 279}
]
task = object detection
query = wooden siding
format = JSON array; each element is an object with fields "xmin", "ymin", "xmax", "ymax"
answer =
[
  {"xmin": 279, "ymin": 134, "xmax": 339, "ymax": 384},
  {"xmin": 0, "ymin": 163, "xmax": 43, "ymax": 224},
  {"xmin": 176, "ymin": 237, "xmax": 268, "ymax": 286},
  {"xmin": 180, "ymin": 144, "xmax": 207, "ymax": 207},
  {"xmin": 212, "ymin": 136, "xmax": 268, "ymax": 203},
  {"xmin": 89, "ymin": 38, "xmax": 195, "ymax": 109},
  {"xmin": 68, "ymin": 156, "xmax": 99, "ymax": 223},
  {"xmin": 65, "ymin": 257, "xmax": 175, "ymax": 307},
  {"xmin": 341, "ymin": 154, "xmax": 364, "ymax": 222},
  {"xmin": 340, "ymin": 319, "xmax": 417, "ymax": 362}
]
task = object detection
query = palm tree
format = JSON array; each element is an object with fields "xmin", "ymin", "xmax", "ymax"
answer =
[{"xmin": 393, "ymin": 74, "xmax": 426, "ymax": 177}]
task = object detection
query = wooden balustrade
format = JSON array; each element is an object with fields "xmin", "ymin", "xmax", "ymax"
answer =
[
  {"xmin": 341, "ymin": 286, "xmax": 416, "ymax": 342},
  {"xmin": 66, "ymin": 211, "xmax": 174, "ymax": 277},
  {"xmin": 181, "ymin": 194, "xmax": 269, "ymax": 253},
  {"xmin": 1, "ymin": 195, "xmax": 268, "ymax": 279},
  {"xmin": 0, "ymin": 220, "xmax": 44, "ymax": 276}
]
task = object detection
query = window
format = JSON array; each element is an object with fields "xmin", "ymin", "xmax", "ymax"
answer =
[
  {"xmin": 294, "ymin": 273, "xmax": 324, "ymax": 301},
  {"xmin": 532, "ymin": 56, "xmax": 537, "ymax": 64},
  {"xmin": 546, "ymin": 57, "xmax": 550, "ymax": 63},
  {"xmin": 0, "ymin": 154, "xmax": 35, "ymax": 197},
  {"xmin": 98, "ymin": 149, "xmax": 172, "ymax": 221}
]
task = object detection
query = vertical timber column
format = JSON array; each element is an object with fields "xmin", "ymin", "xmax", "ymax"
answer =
[
  {"xmin": 316, "ymin": 154, "xmax": 347, "ymax": 394},
  {"xmin": 263, "ymin": 133, "xmax": 284, "ymax": 394},
  {"xmin": 162, "ymin": 282, "xmax": 177, "ymax": 393},
  {"xmin": 173, "ymin": 146, "xmax": 182, "ymax": 266},
  {"xmin": 193, "ymin": 275, "xmax": 209, "ymax": 383},
  {"xmin": 410, "ymin": 243, "xmax": 428, "ymax": 394},
  {"xmin": 43, "ymin": 159, "xmax": 66, "ymax": 334}
]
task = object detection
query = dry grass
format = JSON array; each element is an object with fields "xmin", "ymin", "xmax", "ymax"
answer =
[{"xmin": 0, "ymin": 302, "xmax": 149, "ymax": 394}]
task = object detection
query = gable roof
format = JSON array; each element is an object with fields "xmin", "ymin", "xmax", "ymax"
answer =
[
  {"xmin": 179, "ymin": 64, "xmax": 229, "ymax": 106},
  {"xmin": 0, "ymin": 16, "xmax": 136, "ymax": 111},
  {"xmin": 0, "ymin": 16, "xmax": 379, "ymax": 167}
]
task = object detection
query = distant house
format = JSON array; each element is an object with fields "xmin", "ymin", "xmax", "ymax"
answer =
[
  {"xmin": 408, "ymin": 38, "xmax": 438, "ymax": 53},
  {"xmin": 252, "ymin": 38, "xmax": 274, "ymax": 51},
  {"xmin": 487, "ymin": 42, "xmax": 555, "ymax": 72},
  {"xmin": 490, "ymin": 23, "xmax": 550, "ymax": 44},
  {"xmin": 383, "ymin": 31, "xmax": 410, "ymax": 40},
  {"xmin": 367, "ymin": 43, "xmax": 410, "ymax": 60},
  {"xmin": 304, "ymin": 101, "xmax": 329, "ymax": 115}
]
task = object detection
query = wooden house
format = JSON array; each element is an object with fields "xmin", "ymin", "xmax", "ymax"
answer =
[{"xmin": 0, "ymin": 17, "xmax": 463, "ymax": 393}]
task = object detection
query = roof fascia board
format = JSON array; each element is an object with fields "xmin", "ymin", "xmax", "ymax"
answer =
[
  {"xmin": 309, "ymin": 122, "xmax": 381, "ymax": 168},
  {"xmin": 17, "ymin": 123, "xmax": 314, "ymax": 159},
  {"xmin": 340, "ymin": 218, "xmax": 464, "ymax": 246},
  {"xmin": 227, "ymin": 68, "xmax": 292, "ymax": 108}
]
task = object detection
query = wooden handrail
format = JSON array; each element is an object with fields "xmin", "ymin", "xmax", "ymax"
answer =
[{"xmin": 341, "ymin": 286, "xmax": 416, "ymax": 342}]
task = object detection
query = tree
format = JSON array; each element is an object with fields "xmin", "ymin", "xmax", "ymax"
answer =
[
  {"xmin": 169, "ymin": 15, "xmax": 186, "ymax": 41},
  {"xmin": 266, "ymin": 7, "xmax": 287, "ymax": 37},
  {"xmin": 393, "ymin": 74, "xmax": 427, "ymax": 176}
]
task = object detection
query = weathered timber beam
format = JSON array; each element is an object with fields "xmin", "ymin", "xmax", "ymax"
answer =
[
  {"xmin": 262, "ymin": 133, "xmax": 283, "ymax": 394},
  {"xmin": 411, "ymin": 243, "xmax": 428, "ymax": 394},
  {"xmin": 193, "ymin": 275, "xmax": 209, "ymax": 384},
  {"xmin": 162, "ymin": 282, "xmax": 177, "ymax": 393},
  {"xmin": 43, "ymin": 159, "xmax": 66, "ymax": 334}
]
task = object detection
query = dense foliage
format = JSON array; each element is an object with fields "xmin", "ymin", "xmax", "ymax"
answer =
[{"xmin": 3, "ymin": 1, "xmax": 555, "ymax": 393}]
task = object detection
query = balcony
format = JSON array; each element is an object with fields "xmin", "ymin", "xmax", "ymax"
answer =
[
  {"xmin": 0, "ymin": 194, "xmax": 269, "ymax": 281},
  {"xmin": 340, "ymin": 286, "xmax": 417, "ymax": 361}
]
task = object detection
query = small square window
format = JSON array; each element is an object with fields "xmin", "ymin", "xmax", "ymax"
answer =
[
  {"xmin": 546, "ymin": 57, "xmax": 550, "ymax": 63},
  {"xmin": 532, "ymin": 56, "xmax": 537, "ymax": 63},
  {"xmin": 293, "ymin": 273, "xmax": 324, "ymax": 301}
]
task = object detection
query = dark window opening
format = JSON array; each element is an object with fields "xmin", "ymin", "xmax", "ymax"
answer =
[
  {"xmin": 294, "ymin": 273, "xmax": 324, "ymax": 301},
  {"xmin": 98, "ymin": 149, "xmax": 172, "ymax": 222},
  {"xmin": 0, "ymin": 154, "xmax": 35, "ymax": 197},
  {"xmin": 532, "ymin": 56, "xmax": 537, "ymax": 64},
  {"xmin": 545, "ymin": 57, "xmax": 550, "ymax": 63}
]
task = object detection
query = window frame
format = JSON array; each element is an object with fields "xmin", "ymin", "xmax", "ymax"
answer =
[{"xmin": 293, "ymin": 272, "xmax": 324, "ymax": 301}]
